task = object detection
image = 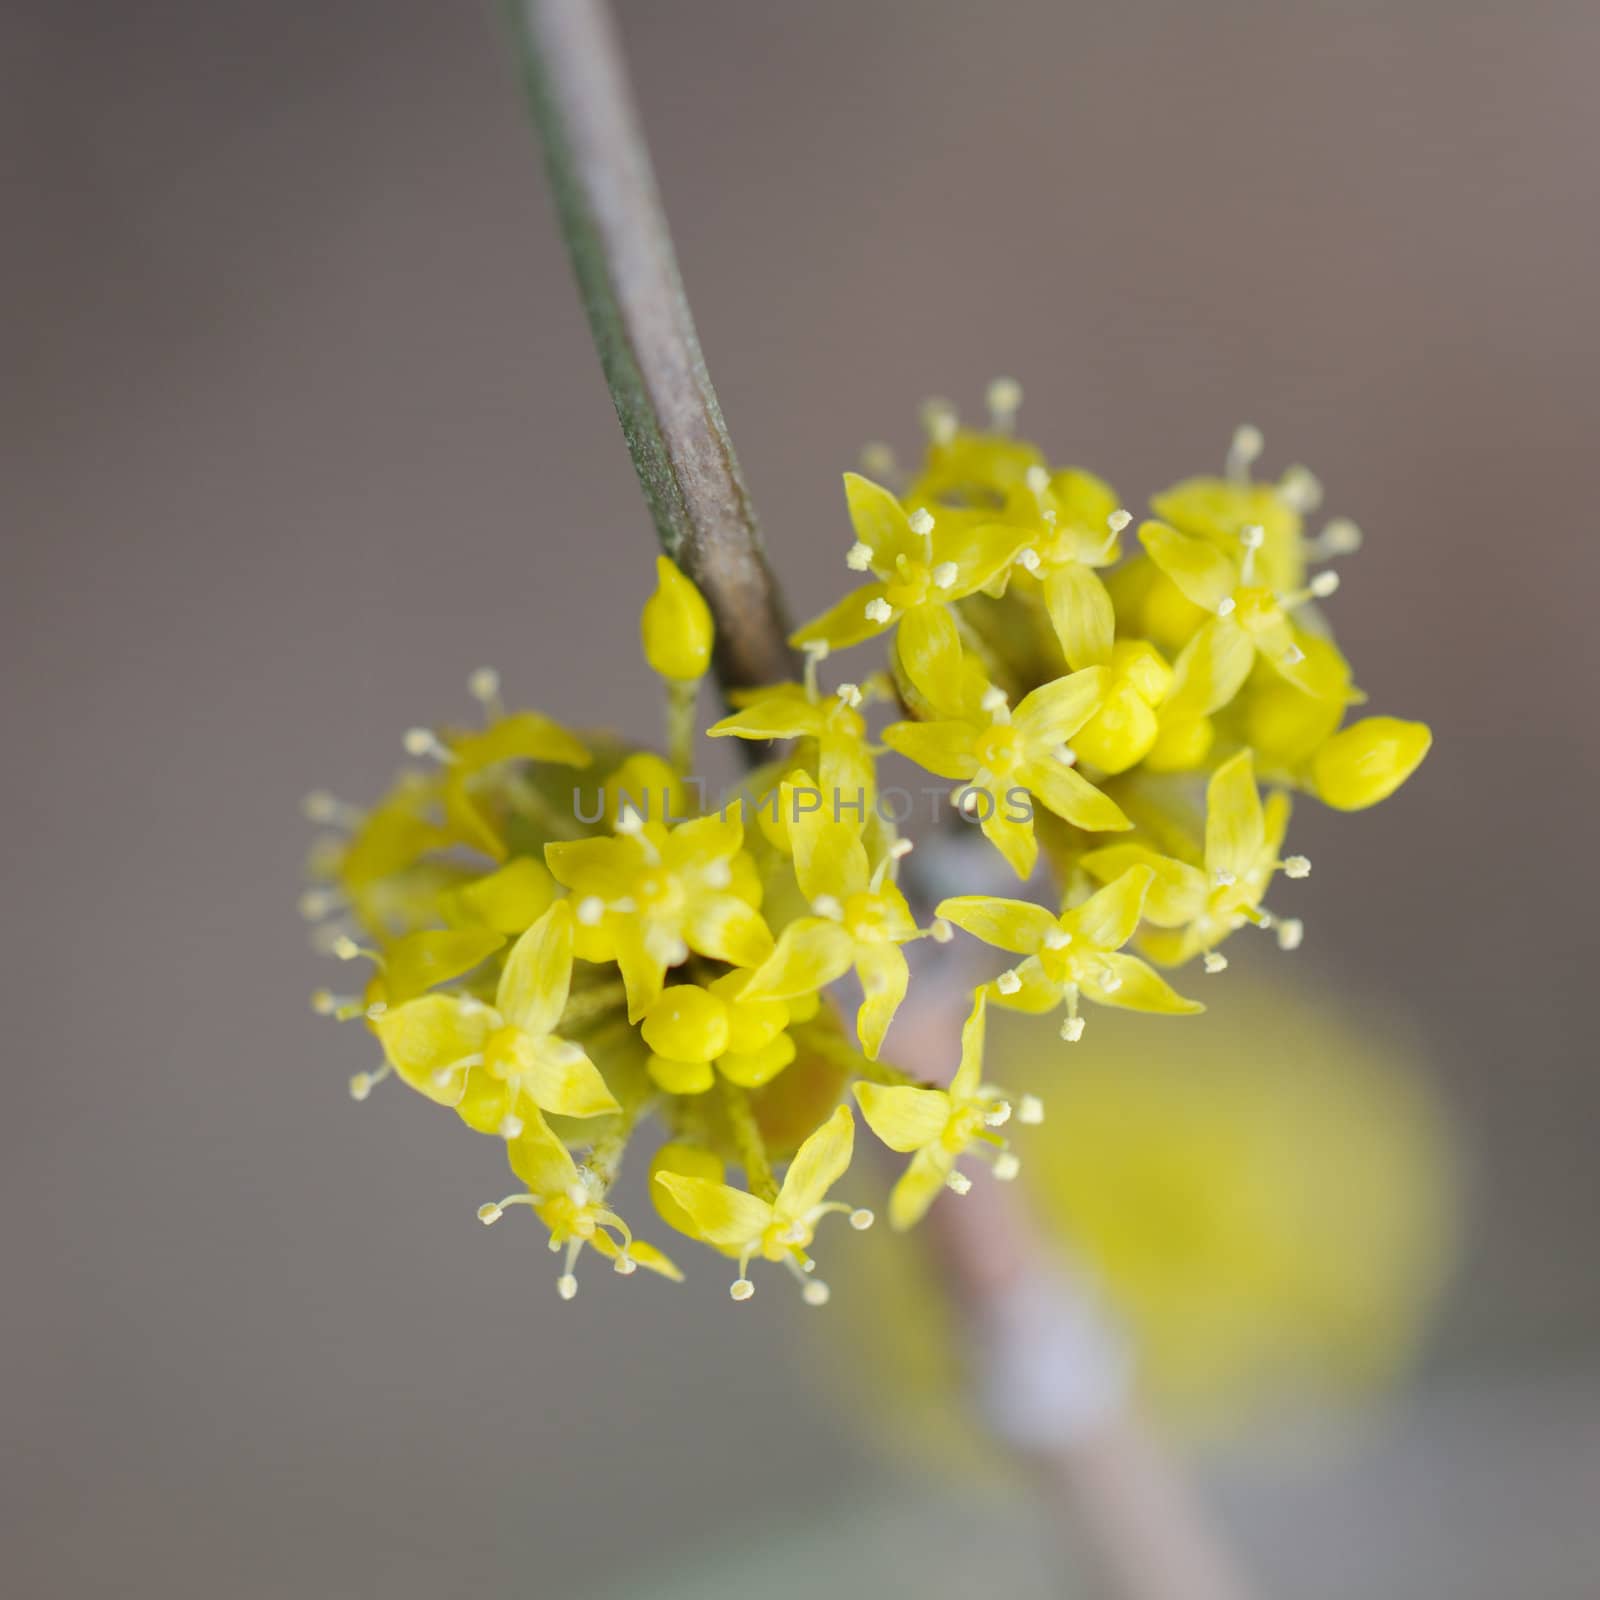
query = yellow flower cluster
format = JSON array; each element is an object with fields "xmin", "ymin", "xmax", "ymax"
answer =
[{"xmin": 301, "ymin": 385, "xmax": 1430, "ymax": 1306}]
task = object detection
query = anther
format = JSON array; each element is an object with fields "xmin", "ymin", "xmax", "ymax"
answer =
[
  {"xmin": 888, "ymin": 837, "xmax": 914, "ymax": 861},
  {"xmin": 802, "ymin": 1279, "xmax": 832, "ymax": 1307},
  {"xmin": 1283, "ymin": 854, "xmax": 1311, "ymax": 879},
  {"xmin": 298, "ymin": 888, "xmax": 343, "ymax": 921},
  {"xmin": 1227, "ymin": 423, "xmax": 1264, "ymax": 480},
  {"xmin": 1044, "ymin": 929, "xmax": 1072, "ymax": 950},
  {"xmin": 908, "ymin": 507, "xmax": 936, "ymax": 538},
  {"xmin": 402, "ymin": 727, "xmax": 451, "ymax": 762},
  {"xmin": 1239, "ymin": 524, "xmax": 1266, "ymax": 551},
  {"xmin": 615, "ymin": 805, "xmax": 644, "ymax": 835},
  {"xmin": 993, "ymin": 1153, "xmax": 1021, "ymax": 1182},
  {"xmin": 837, "ymin": 682, "xmax": 865, "ymax": 708},
  {"xmin": 301, "ymin": 790, "xmax": 355, "ymax": 826},
  {"xmin": 846, "ymin": 540, "xmax": 874, "ymax": 572},
  {"xmin": 1217, "ymin": 596, "xmax": 1237, "ymax": 616},
  {"xmin": 498, "ymin": 1114, "xmax": 524, "ymax": 1140},
  {"xmin": 921, "ymin": 398, "xmax": 958, "ymax": 446},
  {"xmin": 1016, "ymin": 547, "xmax": 1042, "ymax": 574},
  {"xmin": 860, "ymin": 442, "xmax": 897, "ymax": 479},
  {"xmin": 1281, "ymin": 643, "xmax": 1306, "ymax": 667},
  {"xmin": 557, "ymin": 1273, "xmax": 579, "ymax": 1301},
  {"xmin": 930, "ymin": 918, "xmax": 953, "ymax": 943},
  {"xmin": 1025, "ymin": 464, "xmax": 1051, "ymax": 498},
  {"xmin": 703, "ymin": 859, "xmax": 733, "ymax": 889},
  {"xmin": 849, "ymin": 1207, "xmax": 875, "ymax": 1231},
  {"xmin": 995, "ymin": 970, "xmax": 1023, "ymax": 996},
  {"xmin": 946, "ymin": 1171, "xmax": 973, "ymax": 1196},
  {"xmin": 932, "ymin": 561, "xmax": 959, "ymax": 589},
  {"xmin": 1108, "ymin": 509, "xmax": 1133, "ymax": 535},
  {"xmin": 812, "ymin": 894, "xmax": 844, "ymax": 921},
  {"xmin": 1203, "ymin": 951, "xmax": 1229, "ymax": 974},
  {"xmin": 1316, "ymin": 517, "xmax": 1363, "ymax": 557},
  {"xmin": 1061, "ymin": 1016, "xmax": 1085, "ymax": 1042},
  {"xmin": 1018, "ymin": 1095, "xmax": 1045, "ymax": 1125},
  {"xmin": 985, "ymin": 1101, "xmax": 1012, "ymax": 1127},
  {"xmin": 1213, "ymin": 868, "xmax": 1237, "ymax": 888},
  {"xmin": 730, "ymin": 1277, "xmax": 755, "ymax": 1302},
  {"xmin": 1278, "ymin": 465, "xmax": 1324, "ymax": 514},
  {"xmin": 576, "ymin": 896, "xmax": 605, "ymax": 927},
  {"xmin": 477, "ymin": 1202, "xmax": 504, "ymax": 1225},
  {"xmin": 330, "ymin": 935, "xmax": 363, "ymax": 961},
  {"xmin": 864, "ymin": 598, "xmax": 894, "ymax": 625},
  {"xmin": 467, "ymin": 666, "xmax": 501, "ymax": 704},
  {"xmin": 1276, "ymin": 917, "xmax": 1305, "ymax": 951},
  {"xmin": 980, "ymin": 685, "xmax": 1009, "ymax": 714},
  {"xmin": 613, "ymin": 1253, "xmax": 638, "ymax": 1276},
  {"xmin": 1309, "ymin": 571, "xmax": 1341, "ymax": 599},
  {"xmin": 1055, "ymin": 744, "xmax": 1077, "ymax": 766},
  {"xmin": 986, "ymin": 377, "xmax": 1023, "ymax": 432},
  {"xmin": 348, "ymin": 1064, "xmax": 390, "ymax": 1101}
]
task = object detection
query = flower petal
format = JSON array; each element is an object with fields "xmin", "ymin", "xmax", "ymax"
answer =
[
  {"xmin": 374, "ymin": 995, "xmax": 494, "ymax": 1106},
  {"xmin": 1080, "ymin": 952, "xmax": 1205, "ymax": 1015},
  {"xmin": 381, "ymin": 928, "xmax": 505, "ymax": 1006},
  {"xmin": 453, "ymin": 859, "xmax": 559, "ymax": 934},
  {"xmin": 987, "ymin": 954, "xmax": 1063, "ymax": 1014},
  {"xmin": 935, "ymin": 894, "xmax": 1057, "ymax": 955},
  {"xmin": 523, "ymin": 1037, "xmax": 621, "ymax": 1118},
  {"xmin": 776, "ymin": 1103, "xmax": 855, "ymax": 1219},
  {"xmin": 844, "ymin": 471, "xmax": 922, "ymax": 568},
  {"xmin": 948, "ymin": 988, "xmax": 989, "ymax": 1099},
  {"xmin": 1018, "ymin": 758, "xmax": 1130, "ymax": 833},
  {"xmin": 889, "ymin": 1145, "xmax": 956, "ymax": 1230},
  {"xmin": 1042, "ymin": 564, "xmax": 1116, "ymax": 669},
  {"xmin": 507, "ymin": 1116, "xmax": 576, "ymax": 1195},
  {"xmin": 494, "ymin": 901, "xmax": 573, "ymax": 1035},
  {"xmin": 544, "ymin": 835, "xmax": 639, "ymax": 899},
  {"xmin": 1064, "ymin": 866, "xmax": 1153, "ymax": 953},
  {"xmin": 684, "ymin": 894, "xmax": 773, "ymax": 969},
  {"xmin": 893, "ymin": 602, "xmax": 967, "ymax": 714},
  {"xmin": 707, "ymin": 693, "xmax": 823, "ymax": 743},
  {"xmin": 1168, "ymin": 614, "xmax": 1255, "ymax": 716},
  {"xmin": 1138, "ymin": 520, "xmax": 1237, "ymax": 612},
  {"xmin": 1078, "ymin": 844, "xmax": 1208, "ymax": 927},
  {"xmin": 652, "ymin": 1173, "xmax": 772, "ymax": 1250},
  {"xmin": 1014, "ymin": 665, "xmax": 1112, "ymax": 747},
  {"xmin": 853, "ymin": 1082, "xmax": 951, "ymax": 1152},
  {"xmin": 881, "ymin": 719, "xmax": 979, "ymax": 782},
  {"xmin": 740, "ymin": 917, "xmax": 856, "ymax": 1001},
  {"xmin": 790, "ymin": 582, "xmax": 892, "ymax": 650},
  {"xmin": 1205, "ymin": 751, "xmax": 1265, "ymax": 879},
  {"xmin": 716, "ymin": 1033, "xmax": 796, "ymax": 1089},
  {"xmin": 854, "ymin": 942, "xmax": 911, "ymax": 1060},
  {"xmin": 979, "ymin": 798, "xmax": 1038, "ymax": 880}
]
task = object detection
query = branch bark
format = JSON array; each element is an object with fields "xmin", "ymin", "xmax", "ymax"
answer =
[{"xmin": 506, "ymin": 0, "xmax": 794, "ymax": 694}]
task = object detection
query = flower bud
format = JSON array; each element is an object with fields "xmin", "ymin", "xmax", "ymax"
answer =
[
  {"xmin": 642, "ymin": 984, "xmax": 730, "ymax": 1062},
  {"xmin": 1312, "ymin": 717, "xmax": 1432, "ymax": 811},
  {"xmin": 649, "ymin": 1142, "xmax": 726, "ymax": 1236},
  {"xmin": 641, "ymin": 555, "xmax": 714, "ymax": 682}
]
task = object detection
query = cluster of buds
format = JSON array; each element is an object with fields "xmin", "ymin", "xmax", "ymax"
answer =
[{"xmin": 302, "ymin": 386, "xmax": 1430, "ymax": 1305}]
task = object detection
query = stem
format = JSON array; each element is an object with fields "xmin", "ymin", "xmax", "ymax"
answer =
[
  {"xmin": 505, "ymin": 0, "xmax": 795, "ymax": 695},
  {"xmin": 718, "ymin": 1077, "xmax": 777, "ymax": 1202}
]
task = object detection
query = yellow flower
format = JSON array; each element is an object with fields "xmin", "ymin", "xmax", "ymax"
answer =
[
  {"xmin": 1070, "ymin": 639, "xmax": 1175, "ymax": 775},
  {"xmin": 938, "ymin": 866, "xmax": 1202, "ymax": 1041},
  {"xmin": 1312, "ymin": 716, "xmax": 1433, "ymax": 811},
  {"xmin": 481, "ymin": 1118, "xmax": 683, "ymax": 1299},
  {"xmin": 545, "ymin": 808, "xmax": 771, "ymax": 1021},
  {"xmin": 640, "ymin": 970, "xmax": 800, "ymax": 1094},
  {"xmin": 854, "ymin": 991, "xmax": 1022, "ymax": 1229},
  {"xmin": 1139, "ymin": 518, "xmax": 1349, "ymax": 718},
  {"xmin": 652, "ymin": 1104, "xmax": 871, "ymax": 1303},
  {"xmin": 373, "ymin": 900, "xmax": 620, "ymax": 1135},
  {"xmin": 1005, "ymin": 466, "xmax": 1129, "ymax": 669},
  {"xmin": 790, "ymin": 473, "xmax": 1030, "ymax": 653},
  {"xmin": 883, "ymin": 652, "xmax": 1129, "ymax": 879},
  {"xmin": 1081, "ymin": 751, "xmax": 1307, "ymax": 970},
  {"xmin": 446, "ymin": 856, "xmax": 561, "ymax": 934},
  {"xmin": 640, "ymin": 554, "xmax": 714, "ymax": 682},
  {"xmin": 707, "ymin": 661, "xmax": 881, "ymax": 800},
  {"xmin": 740, "ymin": 804, "xmax": 921, "ymax": 1059}
]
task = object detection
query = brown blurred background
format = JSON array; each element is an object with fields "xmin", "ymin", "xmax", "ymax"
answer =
[{"xmin": 4, "ymin": 2, "xmax": 1598, "ymax": 1595}]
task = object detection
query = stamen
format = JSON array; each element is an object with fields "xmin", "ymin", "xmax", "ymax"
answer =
[
  {"xmin": 802, "ymin": 1279, "xmax": 832, "ymax": 1307},
  {"xmin": 467, "ymin": 666, "xmax": 503, "ymax": 718},
  {"xmin": 849, "ymin": 1208, "xmax": 875, "ymax": 1230},
  {"xmin": 864, "ymin": 598, "xmax": 894, "ymax": 625},
  {"xmin": 702, "ymin": 859, "xmax": 733, "ymax": 889},
  {"xmin": 1314, "ymin": 517, "xmax": 1364, "ymax": 557},
  {"xmin": 1044, "ymin": 929, "xmax": 1072, "ymax": 950},
  {"xmin": 860, "ymin": 441, "xmax": 897, "ymax": 479},
  {"xmin": 1025, "ymin": 464, "xmax": 1051, "ymax": 499},
  {"xmin": 1227, "ymin": 423, "xmax": 1264, "ymax": 482},
  {"xmin": 730, "ymin": 1277, "xmax": 755, "ymax": 1302},
  {"xmin": 995, "ymin": 970, "xmax": 1023, "ymax": 996},
  {"xmin": 298, "ymin": 888, "xmax": 345, "ymax": 921},
  {"xmin": 1309, "ymin": 570, "xmax": 1341, "ymax": 599},
  {"xmin": 1061, "ymin": 1016, "xmax": 1086, "ymax": 1042},
  {"xmin": 929, "ymin": 918, "xmax": 953, "ymax": 943},
  {"xmin": 1217, "ymin": 596, "xmax": 1237, "ymax": 616},
  {"xmin": 1203, "ymin": 951, "xmax": 1229, "ymax": 974},
  {"xmin": 812, "ymin": 894, "xmax": 844, "ymax": 921},
  {"xmin": 980, "ymin": 685, "xmax": 1009, "ymax": 714},
  {"xmin": 1016, "ymin": 547, "xmax": 1042, "ymax": 574},
  {"xmin": 615, "ymin": 804, "xmax": 645, "ymax": 835},
  {"xmin": 1280, "ymin": 642, "xmax": 1306, "ymax": 667},
  {"xmin": 1213, "ymin": 868, "xmax": 1237, "ymax": 888},
  {"xmin": 348, "ymin": 1063, "xmax": 392, "ymax": 1101},
  {"xmin": 946, "ymin": 1171, "xmax": 973, "ymax": 1196},
  {"xmin": 557, "ymin": 1274, "xmax": 578, "ymax": 1301},
  {"xmin": 921, "ymin": 397, "xmax": 958, "ymax": 446},
  {"xmin": 1108, "ymin": 509, "xmax": 1133, "ymax": 535},
  {"xmin": 1055, "ymin": 744, "xmax": 1077, "ymax": 766},
  {"xmin": 908, "ymin": 507, "xmax": 936, "ymax": 538},
  {"xmin": 613, "ymin": 1252, "xmax": 637, "ymax": 1276},
  {"xmin": 1239, "ymin": 524, "xmax": 1266, "ymax": 551},
  {"xmin": 498, "ymin": 1114, "xmax": 524, "ymax": 1140},
  {"xmin": 836, "ymin": 681, "xmax": 865, "ymax": 709},
  {"xmin": 1282, "ymin": 854, "xmax": 1311, "ymax": 879},
  {"xmin": 845, "ymin": 540, "xmax": 874, "ymax": 572},
  {"xmin": 985, "ymin": 1101, "xmax": 1012, "ymax": 1127},
  {"xmin": 576, "ymin": 896, "xmax": 605, "ymax": 926},
  {"xmin": 993, "ymin": 1152, "xmax": 1021, "ymax": 1182},
  {"xmin": 986, "ymin": 377, "xmax": 1023, "ymax": 433},
  {"xmin": 1275, "ymin": 917, "xmax": 1305, "ymax": 951},
  {"xmin": 402, "ymin": 727, "xmax": 454, "ymax": 763},
  {"xmin": 932, "ymin": 561, "xmax": 959, "ymax": 589},
  {"xmin": 1278, "ymin": 465, "xmax": 1323, "ymax": 514},
  {"xmin": 1018, "ymin": 1095, "xmax": 1045, "ymax": 1125},
  {"xmin": 301, "ymin": 790, "xmax": 362, "ymax": 827}
]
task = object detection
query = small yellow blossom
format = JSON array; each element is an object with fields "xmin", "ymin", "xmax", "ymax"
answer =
[
  {"xmin": 545, "ymin": 809, "xmax": 771, "ymax": 1020},
  {"xmin": 652, "ymin": 1104, "xmax": 870, "ymax": 1303},
  {"xmin": 938, "ymin": 866, "xmax": 1202, "ymax": 1041},
  {"xmin": 1081, "ymin": 751, "xmax": 1304, "ymax": 969},
  {"xmin": 883, "ymin": 647, "xmax": 1129, "ymax": 879},
  {"xmin": 740, "ymin": 806, "xmax": 921, "ymax": 1059},
  {"xmin": 374, "ymin": 901, "xmax": 620, "ymax": 1136},
  {"xmin": 790, "ymin": 473, "xmax": 1030, "ymax": 653},
  {"xmin": 1312, "ymin": 716, "xmax": 1433, "ymax": 811},
  {"xmin": 482, "ymin": 1119, "xmax": 682, "ymax": 1298},
  {"xmin": 854, "ymin": 991, "xmax": 1020, "ymax": 1229},
  {"xmin": 1071, "ymin": 639, "xmax": 1175, "ymax": 775},
  {"xmin": 1140, "ymin": 518, "xmax": 1349, "ymax": 718},
  {"xmin": 640, "ymin": 554, "xmax": 714, "ymax": 682},
  {"xmin": 641, "ymin": 970, "xmax": 799, "ymax": 1094}
]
